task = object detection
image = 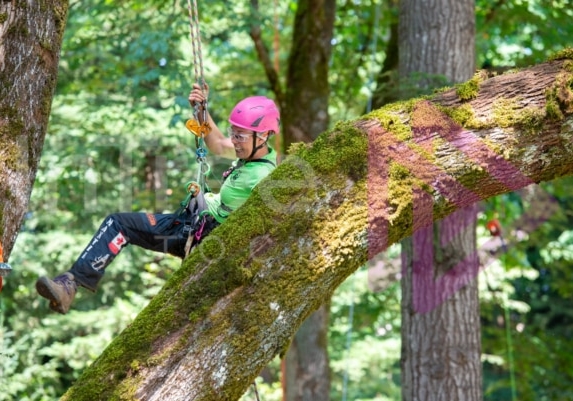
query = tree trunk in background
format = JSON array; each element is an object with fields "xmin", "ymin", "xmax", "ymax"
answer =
[
  {"xmin": 0, "ymin": 2, "xmax": 68, "ymax": 260},
  {"xmin": 280, "ymin": 1, "xmax": 336, "ymax": 399},
  {"xmin": 283, "ymin": 302, "xmax": 331, "ymax": 401},
  {"xmin": 371, "ymin": 0, "xmax": 400, "ymax": 109},
  {"xmin": 281, "ymin": 0, "xmax": 336, "ymax": 150},
  {"xmin": 398, "ymin": 0, "xmax": 483, "ymax": 400}
]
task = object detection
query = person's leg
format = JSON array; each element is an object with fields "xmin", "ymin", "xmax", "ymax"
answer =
[
  {"xmin": 36, "ymin": 212, "xmax": 187, "ymax": 313},
  {"xmin": 70, "ymin": 212, "xmax": 189, "ymax": 290}
]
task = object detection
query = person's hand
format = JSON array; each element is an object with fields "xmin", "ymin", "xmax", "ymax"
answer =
[{"xmin": 188, "ymin": 82, "xmax": 209, "ymax": 108}]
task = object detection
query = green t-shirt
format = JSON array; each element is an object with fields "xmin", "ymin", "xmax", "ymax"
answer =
[{"xmin": 204, "ymin": 148, "xmax": 277, "ymax": 223}]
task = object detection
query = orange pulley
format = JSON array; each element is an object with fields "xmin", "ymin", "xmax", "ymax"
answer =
[{"xmin": 185, "ymin": 118, "xmax": 211, "ymax": 138}]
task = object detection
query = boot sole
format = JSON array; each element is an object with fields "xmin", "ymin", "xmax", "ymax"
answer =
[{"xmin": 36, "ymin": 277, "xmax": 67, "ymax": 314}]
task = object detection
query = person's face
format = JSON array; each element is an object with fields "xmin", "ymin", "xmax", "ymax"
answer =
[{"xmin": 228, "ymin": 126, "xmax": 267, "ymax": 159}]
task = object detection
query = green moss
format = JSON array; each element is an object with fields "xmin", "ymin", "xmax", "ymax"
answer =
[
  {"xmin": 0, "ymin": 107, "xmax": 23, "ymax": 137},
  {"xmin": 3, "ymin": 145, "xmax": 27, "ymax": 172},
  {"xmin": 386, "ymin": 163, "xmax": 414, "ymax": 230},
  {"xmin": 455, "ymin": 72, "xmax": 485, "ymax": 101},
  {"xmin": 517, "ymin": 107, "xmax": 546, "ymax": 134},
  {"xmin": 129, "ymin": 360, "xmax": 140, "ymax": 372},
  {"xmin": 545, "ymin": 98, "xmax": 564, "ymax": 120},
  {"xmin": 548, "ymin": 47, "xmax": 573, "ymax": 62},
  {"xmin": 437, "ymin": 103, "xmax": 482, "ymax": 129},
  {"xmin": 545, "ymin": 69, "xmax": 573, "ymax": 119},
  {"xmin": 490, "ymin": 97, "xmax": 546, "ymax": 134},
  {"xmin": 0, "ymin": 107, "xmax": 28, "ymax": 172},
  {"xmin": 295, "ymin": 121, "xmax": 368, "ymax": 181},
  {"xmin": 491, "ymin": 98, "xmax": 521, "ymax": 128},
  {"xmin": 40, "ymin": 39, "xmax": 52, "ymax": 51},
  {"xmin": 7, "ymin": 23, "xmax": 29, "ymax": 37},
  {"xmin": 0, "ymin": 13, "xmax": 7, "ymax": 23},
  {"xmin": 367, "ymin": 100, "xmax": 417, "ymax": 141}
]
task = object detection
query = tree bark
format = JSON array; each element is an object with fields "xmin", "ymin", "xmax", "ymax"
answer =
[
  {"xmin": 283, "ymin": 302, "xmax": 331, "ymax": 401},
  {"xmin": 398, "ymin": 0, "xmax": 482, "ymax": 400},
  {"xmin": 0, "ymin": 1, "xmax": 68, "ymax": 261},
  {"xmin": 398, "ymin": 0, "xmax": 475, "ymax": 87},
  {"xmin": 281, "ymin": 2, "xmax": 336, "ymax": 399},
  {"xmin": 59, "ymin": 57, "xmax": 573, "ymax": 400},
  {"xmin": 401, "ymin": 204, "xmax": 482, "ymax": 401},
  {"xmin": 281, "ymin": 0, "xmax": 336, "ymax": 149}
]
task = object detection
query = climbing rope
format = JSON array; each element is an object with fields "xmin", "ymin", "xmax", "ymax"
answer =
[
  {"xmin": 272, "ymin": 0, "xmax": 282, "ymax": 163},
  {"xmin": 182, "ymin": 8, "xmax": 266, "ymax": 396},
  {"xmin": 187, "ymin": 0, "xmax": 206, "ymax": 90},
  {"xmin": 366, "ymin": 2, "xmax": 381, "ymax": 114},
  {"xmin": 341, "ymin": 4, "xmax": 381, "ymax": 398},
  {"xmin": 503, "ymin": 298, "xmax": 518, "ymax": 401},
  {"xmin": 252, "ymin": 380, "xmax": 261, "ymax": 401},
  {"xmin": 341, "ymin": 274, "xmax": 355, "ymax": 401},
  {"xmin": 185, "ymin": 0, "xmax": 211, "ymax": 195},
  {"xmin": 484, "ymin": 218, "xmax": 518, "ymax": 401}
]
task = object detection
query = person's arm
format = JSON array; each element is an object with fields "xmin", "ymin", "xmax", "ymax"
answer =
[{"xmin": 188, "ymin": 83, "xmax": 236, "ymax": 160}]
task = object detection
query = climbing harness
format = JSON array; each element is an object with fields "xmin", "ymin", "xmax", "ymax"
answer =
[
  {"xmin": 181, "ymin": 193, "xmax": 211, "ymax": 258},
  {"xmin": 0, "ymin": 242, "xmax": 13, "ymax": 293}
]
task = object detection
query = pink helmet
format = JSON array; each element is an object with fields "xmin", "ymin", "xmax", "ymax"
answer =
[{"xmin": 228, "ymin": 96, "xmax": 280, "ymax": 134}]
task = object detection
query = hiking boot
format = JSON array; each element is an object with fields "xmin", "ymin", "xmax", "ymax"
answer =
[{"xmin": 36, "ymin": 272, "xmax": 77, "ymax": 314}]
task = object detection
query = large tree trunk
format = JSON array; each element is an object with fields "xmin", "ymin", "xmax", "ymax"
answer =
[
  {"xmin": 398, "ymin": 0, "xmax": 482, "ymax": 400},
  {"xmin": 250, "ymin": 1, "xmax": 337, "ymax": 399},
  {"xmin": 0, "ymin": 2, "xmax": 68, "ymax": 261},
  {"xmin": 283, "ymin": 303, "xmax": 331, "ymax": 401},
  {"xmin": 281, "ymin": 0, "xmax": 336, "ymax": 149},
  {"xmin": 280, "ymin": 2, "xmax": 336, "ymax": 400},
  {"xmin": 59, "ymin": 57, "xmax": 573, "ymax": 400},
  {"xmin": 400, "ymin": 204, "xmax": 482, "ymax": 400}
]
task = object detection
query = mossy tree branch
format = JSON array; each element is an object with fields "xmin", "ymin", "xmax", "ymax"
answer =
[{"xmin": 59, "ymin": 56, "xmax": 573, "ymax": 400}]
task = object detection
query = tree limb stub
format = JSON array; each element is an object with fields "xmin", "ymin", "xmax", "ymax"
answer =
[{"xmin": 63, "ymin": 58, "xmax": 573, "ymax": 401}]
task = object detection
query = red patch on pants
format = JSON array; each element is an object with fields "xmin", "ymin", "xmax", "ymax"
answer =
[
  {"xmin": 147, "ymin": 213, "xmax": 157, "ymax": 226},
  {"xmin": 108, "ymin": 232, "xmax": 126, "ymax": 254}
]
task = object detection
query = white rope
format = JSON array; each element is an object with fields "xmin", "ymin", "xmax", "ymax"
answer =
[{"xmin": 186, "ymin": 0, "xmax": 205, "ymax": 87}]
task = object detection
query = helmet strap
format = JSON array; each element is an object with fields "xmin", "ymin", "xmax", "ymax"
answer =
[{"xmin": 246, "ymin": 132, "xmax": 269, "ymax": 160}]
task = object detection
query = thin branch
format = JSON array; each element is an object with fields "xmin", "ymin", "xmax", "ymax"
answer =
[{"xmin": 249, "ymin": 0, "xmax": 284, "ymax": 106}]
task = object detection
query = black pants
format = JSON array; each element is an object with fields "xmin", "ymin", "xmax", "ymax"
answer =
[{"xmin": 69, "ymin": 210, "xmax": 218, "ymax": 291}]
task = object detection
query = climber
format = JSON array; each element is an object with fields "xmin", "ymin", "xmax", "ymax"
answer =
[{"xmin": 35, "ymin": 82, "xmax": 280, "ymax": 314}]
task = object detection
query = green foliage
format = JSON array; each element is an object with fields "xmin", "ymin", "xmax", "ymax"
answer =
[
  {"xmin": 3, "ymin": 0, "xmax": 573, "ymax": 399},
  {"xmin": 476, "ymin": 0, "xmax": 573, "ymax": 67},
  {"xmin": 479, "ymin": 176, "xmax": 573, "ymax": 400},
  {"xmin": 1, "ymin": 228, "xmax": 180, "ymax": 400},
  {"xmin": 328, "ymin": 266, "xmax": 402, "ymax": 400}
]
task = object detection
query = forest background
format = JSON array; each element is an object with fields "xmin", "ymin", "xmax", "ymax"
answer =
[{"xmin": 1, "ymin": 0, "xmax": 573, "ymax": 400}]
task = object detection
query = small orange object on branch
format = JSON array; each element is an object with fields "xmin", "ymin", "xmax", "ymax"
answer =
[{"xmin": 486, "ymin": 219, "xmax": 502, "ymax": 237}]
